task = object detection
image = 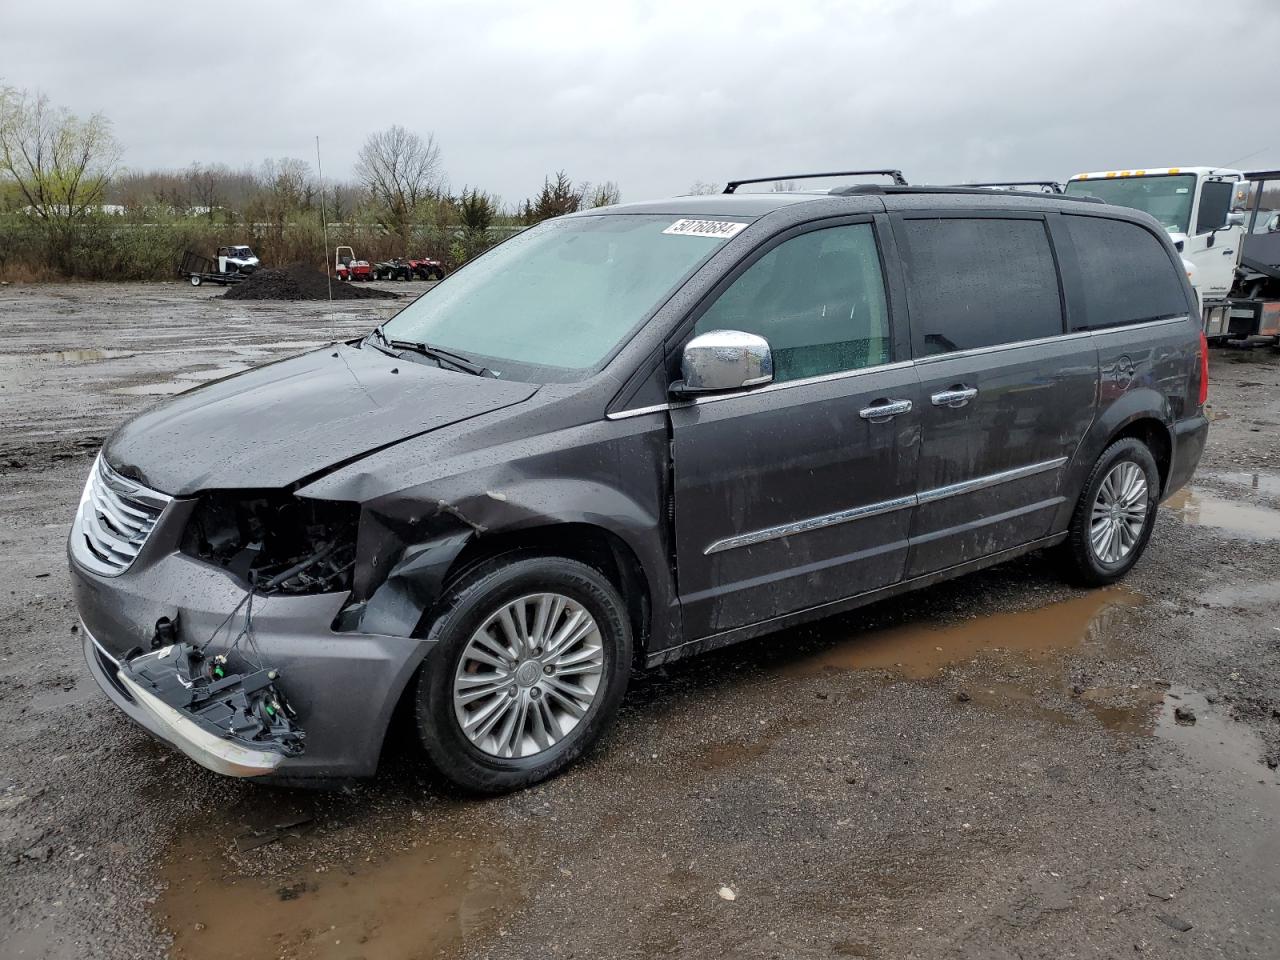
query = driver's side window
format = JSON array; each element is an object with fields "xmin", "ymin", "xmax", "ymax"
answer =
[{"xmin": 693, "ymin": 223, "xmax": 890, "ymax": 383}]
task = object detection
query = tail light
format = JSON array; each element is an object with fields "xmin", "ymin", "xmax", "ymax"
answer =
[{"xmin": 1197, "ymin": 332, "xmax": 1209, "ymax": 407}]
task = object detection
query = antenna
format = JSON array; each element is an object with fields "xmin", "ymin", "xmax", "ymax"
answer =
[{"xmin": 315, "ymin": 135, "xmax": 334, "ymax": 341}]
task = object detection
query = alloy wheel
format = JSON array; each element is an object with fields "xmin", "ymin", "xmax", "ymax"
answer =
[
  {"xmin": 452, "ymin": 593, "xmax": 605, "ymax": 759},
  {"xmin": 1089, "ymin": 461, "xmax": 1149, "ymax": 564}
]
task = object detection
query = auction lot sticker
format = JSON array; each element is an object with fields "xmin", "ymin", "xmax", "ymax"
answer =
[{"xmin": 663, "ymin": 219, "xmax": 748, "ymax": 239}]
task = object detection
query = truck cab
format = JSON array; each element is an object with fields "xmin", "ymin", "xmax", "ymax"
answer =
[{"xmin": 1065, "ymin": 168, "xmax": 1243, "ymax": 336}]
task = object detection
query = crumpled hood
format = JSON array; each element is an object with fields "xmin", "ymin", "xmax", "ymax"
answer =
[{"xmin": 105, "ymin": 343, "xmax": 537, "ymax": 496}]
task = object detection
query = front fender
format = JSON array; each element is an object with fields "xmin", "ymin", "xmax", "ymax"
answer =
[{"xmin": 338, "ymin": 475, "xmax": 673, "ymax": 646}]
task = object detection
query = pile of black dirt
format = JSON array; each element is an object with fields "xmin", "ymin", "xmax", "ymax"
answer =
[{"xmin": 223, "ymin": 263, "xmax": 397, "ymax": 301}]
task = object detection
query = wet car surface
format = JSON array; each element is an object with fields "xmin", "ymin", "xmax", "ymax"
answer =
[{"xmin": 1, "ymin": 282, "xmax": 1278, "ymax": 959}]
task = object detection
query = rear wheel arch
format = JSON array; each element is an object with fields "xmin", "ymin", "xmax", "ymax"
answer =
[{"xmin": 1107, "ymin": 416, "xmax": 1172, "ymax": 495}]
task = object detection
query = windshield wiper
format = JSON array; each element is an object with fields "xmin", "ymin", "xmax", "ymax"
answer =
[
  {"xmin": 387, "ymin": 339, "xmax": 491, "ymax": 377},
  {"xmin": 363, "ymin": 326, "xmax": 399, "ymax": 358}
]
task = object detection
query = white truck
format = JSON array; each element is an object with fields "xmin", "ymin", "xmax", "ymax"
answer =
[{"xmin": 1064, "ymin": 167, "xmax": 1246, "ymax": 339}]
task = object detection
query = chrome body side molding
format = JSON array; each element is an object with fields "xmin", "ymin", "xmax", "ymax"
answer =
[{"xmin": 704, "ymin": 457, "xmax": 1068, "ymax": 555}]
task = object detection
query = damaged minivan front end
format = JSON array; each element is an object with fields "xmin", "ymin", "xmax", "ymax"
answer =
[
  {"xmin": 68, "ymin": 338, "xmax": 544, "ymax": 780},
  {"xmin": 69, "ymin": 451, "xmax": 446, "ymax": 779},
  {"xmin": 71, "ymin": 448, "xmax": 498, "ymax": 779}
]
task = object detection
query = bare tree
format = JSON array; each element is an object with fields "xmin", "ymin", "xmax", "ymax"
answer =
[
  {"xmin": 247, "ymin": 157, "xmax": 314, "ymax": 248},
  {"xmin": 185, "ymin": 162, "xmax": 230, "ymax": 219},
  {"xmin": 0, "ymin": 87, "xmax": 119, "ymax": 268},
  {"xmin": 687, "ymin": 180, "xmax": 719, "ymax": 195},
  {"xmin": 583, "ymin": 180, "xmax": 621, "ymax": 208},
  {"xmin": 355, "ymin": 125, "xmax": 442, "ymax": 246}
]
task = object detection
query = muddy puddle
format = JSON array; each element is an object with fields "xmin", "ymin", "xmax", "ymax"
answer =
[
  {"xmin": 1200, "ymin": 469, "xmax": 1280, "ymax": 499},
  {"xmin": 1167, "ymin": 487, "xmax": 1280, "ymax": 539},
  {"xmin": 1153, "ymin": 689, "xmax": 1279, "ymax": 787},
  {"xmin": 156, "ymin": 807, "xmax": 527, "ymax": 960},
  {"xmin": 785, "ymin": 588, "xmax": 1141, "ymax": 679}
]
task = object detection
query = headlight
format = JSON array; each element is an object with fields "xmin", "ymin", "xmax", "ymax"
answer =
[{"xmin": 181, "ymin": 492, "xmax": 358, "ymax": 594}]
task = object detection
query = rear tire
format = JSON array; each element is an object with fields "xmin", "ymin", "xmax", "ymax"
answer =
[
  {"xmin": 413, "ymin": 555, "xmax": 632, "ymax": 793},
  {"xmin": 1058, "ymin": 438, "xmax": 1160, "ymax": 586}
]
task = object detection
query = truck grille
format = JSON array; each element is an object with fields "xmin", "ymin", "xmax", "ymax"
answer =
[{"xmin": 71, "ymin": 456, "xmax": 171, "ymax": 576}]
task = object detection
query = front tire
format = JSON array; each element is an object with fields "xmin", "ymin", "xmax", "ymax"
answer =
[
  {"xmin": 1059, "ymin": 438, "xmax": 1160, "ymax": 585},
  {"xmin": 414, "ymin": 555, "xmax": 632, "ymax": 793}
]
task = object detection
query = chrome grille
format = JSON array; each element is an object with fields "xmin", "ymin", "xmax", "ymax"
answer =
[{"xmin": 71, "ymin": 456, "xmax": 171, "ymax": 576}]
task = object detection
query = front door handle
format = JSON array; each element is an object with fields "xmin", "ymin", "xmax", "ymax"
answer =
[
  {"xmin": 859, "ymin": 398, "xmax": 913, "ymax": 423},
  {"xmin": 930, "ymin": 386, "xmax": 978, "ymax": 408}
]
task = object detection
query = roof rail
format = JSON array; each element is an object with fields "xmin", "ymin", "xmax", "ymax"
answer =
[
  {"xmin": 829, "ymin": 184, "xmax": 1104, "ymax": 203},
  {"xmin": 723, "ymin": 169, "xmax": 907, "ymax": 194},
  {"xmin": 959, "ymin": 180, "xmax": 1065, "ymax": 194}
]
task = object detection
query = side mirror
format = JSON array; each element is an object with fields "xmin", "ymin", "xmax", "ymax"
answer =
[
  {"xmin": 1225, "ymin": 212, "xmax": 1245, "ymax": 228},
  {"xmin": 674, "ymin": 330, "xmax": 773, "ymax": 396}
]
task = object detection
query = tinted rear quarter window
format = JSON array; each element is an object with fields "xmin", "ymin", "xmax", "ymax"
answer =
[
  {"xmin": 898, "ymin": 217, "xmax": 1063, "ymax": 357},
  {"xmin": 1063, "ymin": 215, "xmax": 1189, "ymax": 329}
]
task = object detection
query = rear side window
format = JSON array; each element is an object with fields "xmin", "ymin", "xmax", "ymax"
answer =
[
  {"xmin": 898, "ymin": 217, "xmax": 1062, "ymax": 357},
  {"xmin": 693, "ymin": 223, "xmax": 891, "ymax": 382},
  {"xmin": 1063, "ymin": 215, "xmax": 1189, "ymax": 329}
]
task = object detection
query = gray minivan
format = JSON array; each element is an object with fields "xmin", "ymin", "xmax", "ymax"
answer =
[{"xmin": 70, "ymin": 180, "xmax": 1210, "ymax": 792}]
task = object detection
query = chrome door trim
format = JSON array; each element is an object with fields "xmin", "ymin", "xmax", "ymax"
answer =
[
  {"xmin": 916, "ymin": 456, "xmax": 1067, "ymax": 505},
  {"xmin": 704, "ymin": 456, "xmax": 1068, "ymax": 555},
  {"xmin": 682, "ymin": 359, "xmax": 916, "ymax": 408},
  {"xmin": 606, "ymin": 359, "xmax": 916, "ymax": 419},
  {"xmin": 703, "ymin": 494, "xmax": 916, "ymax": 555},
  {"xmin": 606, "ymin": 402, "xmax": 671, "ymax": 421},
  {"xmin": 1084, "ymin": 314, "xmax": 1190, "ymax": 334},
  {"xmin": 913, "ymin": 330, "xmax": 1093, "ymax": 365}
]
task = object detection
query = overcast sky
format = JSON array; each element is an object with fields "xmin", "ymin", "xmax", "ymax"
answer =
[{"xmin": 3, "ymin": 0, "xmax": 1278, "ymax": 206}]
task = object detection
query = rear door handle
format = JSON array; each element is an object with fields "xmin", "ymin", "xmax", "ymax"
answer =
[
  {"xmin": 859, "ymin": 399, "xmax": 913, "ymax": 423},
  {"xmin": 930, "ymin": 387, "xmax": 978, "ymax": 408}
]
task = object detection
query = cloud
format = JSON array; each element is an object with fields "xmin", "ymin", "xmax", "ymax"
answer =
[{"xmin": 3, "ymin": 0, "xmax": 1278, "ymax": 205}]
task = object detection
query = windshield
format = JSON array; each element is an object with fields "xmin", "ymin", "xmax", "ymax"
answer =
[
  {"xmin": 230, "ymin": 247, "xmax": 253, "ymax": 258},
  {"xmin": 1065, "ymin": 174, "xmax": 1197, "ymax": 233},
  {"xmin": 378, "ymin": 214, "xmax": 736, "ymax": 381}
]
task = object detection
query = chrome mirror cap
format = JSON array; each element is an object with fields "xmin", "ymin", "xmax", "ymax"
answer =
[{"xmin": 678, "ymin": 330, "xmax": 773, "ymax": 394}]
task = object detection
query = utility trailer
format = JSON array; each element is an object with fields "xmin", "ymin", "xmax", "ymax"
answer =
[{"xmin": 178, "ymin": 250, "xmax": 249, "ymax": 287}]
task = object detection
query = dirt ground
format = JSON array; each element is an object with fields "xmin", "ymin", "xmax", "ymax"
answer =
[{"xmin": 1, "ymin": 281, "xmax": 1278, "ymax": 960}]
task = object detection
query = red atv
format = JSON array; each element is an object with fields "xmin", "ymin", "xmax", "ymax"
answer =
[
  {"xmin": 334, "ymin": 246, "xmax": 373, "ymax": 281},
  {"xmin": 406, "ymin": 256, "xmax": 446, "ymax": 281}
]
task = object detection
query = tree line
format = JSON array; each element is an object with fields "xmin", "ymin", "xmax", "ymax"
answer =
[{"xmin": 0, "ymin": 86, "xmax": 623, "ymax": 281}]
